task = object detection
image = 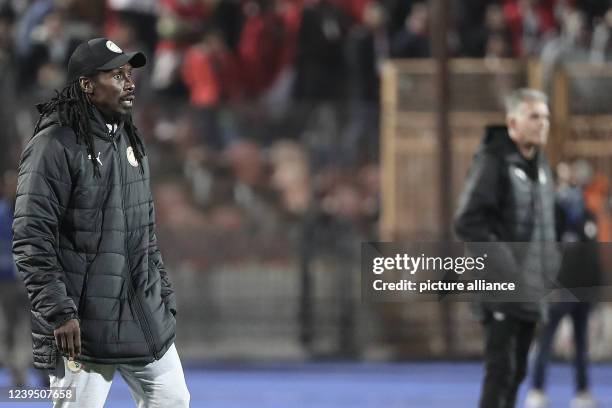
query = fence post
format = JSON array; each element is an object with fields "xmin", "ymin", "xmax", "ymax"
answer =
[
  {"xmin": 527, "ymin": 59, "xmax": 544, "ymax": 91},
  {"xmin": 380, "ymin": 61, "xmax": 398, "ymax": 241},
  {"xmin": 431, "ymin": 0, "xmax": 455, "ymax": 355},
  {"xmin": 550, "ymin": 66, "xmax": 570, "ymax": 166}
]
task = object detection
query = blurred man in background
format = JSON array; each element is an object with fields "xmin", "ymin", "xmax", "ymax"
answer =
[
  {"xmin": 455, "ymin": 88, "xmax": 560, "ymax": 408},
  {"xmin": 525, "ymin": 160, "xmax": 601, "ymax": 408}
]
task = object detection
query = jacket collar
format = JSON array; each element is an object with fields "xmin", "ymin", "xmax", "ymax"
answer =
[
  {"xmin": 90, "ymin": 107, "xmax": 124, "ymax": 142},
  {"xmin": 481, "ymin": 125, "xmax": 541, "ymax": 169},
  {"xmin": 33, "ymin": 105, "xmax": 125, "ymax": 145}
]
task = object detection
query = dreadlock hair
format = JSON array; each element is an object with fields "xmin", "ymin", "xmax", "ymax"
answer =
[
  {"xmin": 123, "ymin": 116, "xmax": 146, "ymax": 175},
  {"xmin": 34, "ymin": 80, "xmax": 146, "ymax": 177}
]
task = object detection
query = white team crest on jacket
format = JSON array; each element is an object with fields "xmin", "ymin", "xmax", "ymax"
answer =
[
  {"xmin": 106, "ymin": 40, "xmax": 122, "ymax": 53},
  {"xmin": 513, "ymin": 167, "xmax": 527, "ymax": 181},
  {"xmin": 126, "ymin": 146, "xmax": 139, "ymax": 167}
]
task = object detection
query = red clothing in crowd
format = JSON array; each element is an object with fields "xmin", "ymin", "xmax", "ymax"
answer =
[
  {"xmin": 160, "ymin": 0, "xmax": 210, "ymax": 19},
  {"xmin": 278, "ymin": 0, "xmax": 303, "ymax": 67},
  {"xmin": 331, "ymin": 0, "xmax": 367, "ymax": 23},
  {"xmin": 503, "ymin": 0, "xmax": 556, "ymax": 56},
  {"xmin": 182, "ymin": 45, "xmax": 241, "ymax": 107},
  {"xmin": 237, "ymin": 0, "xmax": 303, "ymax": 97},
  {"xmin": 238, "ymin": 11, "xmax": 285, "ymax": 96}
]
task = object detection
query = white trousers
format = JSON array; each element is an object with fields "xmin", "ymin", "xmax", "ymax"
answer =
[{"xmin": 49, "ymin": 343, "xmax": 190, "ymax": 408}]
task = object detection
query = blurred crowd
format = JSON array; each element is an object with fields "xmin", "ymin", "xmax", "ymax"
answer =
[
  {"xmin": 1, "ymin": 0, "xmax": 612, "ymax": 268},
  {"xmin": 1, "ymin": 0, "xmax": 612, "ymax": 379}
]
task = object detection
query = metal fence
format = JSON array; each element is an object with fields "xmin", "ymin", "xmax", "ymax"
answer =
[{"xmin": 156, "ymin": 59, "xmax": 612, "ymax": 362}]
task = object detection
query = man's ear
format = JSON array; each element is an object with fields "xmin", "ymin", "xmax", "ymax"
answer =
[{"xmin": 79, "ymin": 77, "xmax": 94, "ymax": 94}]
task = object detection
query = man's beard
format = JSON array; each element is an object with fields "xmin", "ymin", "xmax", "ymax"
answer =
[{"xmin": 104, "ymin": 109, "xmax": 130, "ymax": 124}]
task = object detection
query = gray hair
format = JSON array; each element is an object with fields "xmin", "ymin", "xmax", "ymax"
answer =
[{"xmin": 504, "ymin": 88, "xmax": 548, "ymax": 115}]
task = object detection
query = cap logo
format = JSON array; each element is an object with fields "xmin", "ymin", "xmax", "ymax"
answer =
[{"xmin": 106, "ymin": 40, "xmax": 122, "ymax": 53}]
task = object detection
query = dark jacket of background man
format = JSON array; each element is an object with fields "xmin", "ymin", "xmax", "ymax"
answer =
[{"xmin": 454, "ymin": 125, "xmax": 560, "ymax": 322}]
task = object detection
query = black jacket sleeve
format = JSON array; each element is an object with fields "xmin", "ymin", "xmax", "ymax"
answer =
[
  {"xmin": 454, "ymin": 152, "xmax": 522, "ymax": 285},
  {"xmin": 454, "ymin": 152, "xmax": 504, "ymax": 242},
  {"xmin": 12, "ymin": 131, "xmax": 78, "ymax": 328},
  {"xmin": 148, "ymin": 193, "xmax": 177, "ymax": 316}
]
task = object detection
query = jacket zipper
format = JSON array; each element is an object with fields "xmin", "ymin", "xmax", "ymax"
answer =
[
  {"xmin": 115, "ymin": 133, "xmax": 159, "ymax": 360},
  {"xmin": 77, "ymin": 265, "xmax": 89, "ymax": 318}
]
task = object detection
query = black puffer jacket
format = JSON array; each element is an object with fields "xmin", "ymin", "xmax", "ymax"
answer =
[
  {"xmin": 13, "ymin": 109, "xmax": 176, "ymax": 368},
  {"xmin": 454, "ymin": 125, "xmax": 560, "ymax": 322}
]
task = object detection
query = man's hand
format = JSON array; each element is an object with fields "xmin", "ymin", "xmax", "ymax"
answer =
[{"xmin": 53, "ymin": 319, "xmax": 81, "ymax": 359}]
